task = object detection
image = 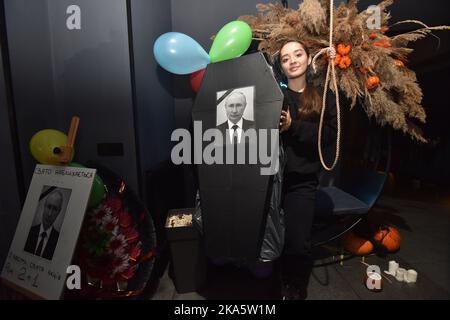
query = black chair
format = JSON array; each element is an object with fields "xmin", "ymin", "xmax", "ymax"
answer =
[{"xmin": 311, "ymin": 113, "xmax": 392, "ymax": 247}]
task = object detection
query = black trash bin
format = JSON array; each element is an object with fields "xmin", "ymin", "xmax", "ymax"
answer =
[{"xmin": 165, "ymin": 208, "xmax": 206, "ymax": 294}]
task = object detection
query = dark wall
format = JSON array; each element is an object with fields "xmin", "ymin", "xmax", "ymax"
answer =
[
  {"xmin": 357, "ymin": 0, "xmax": 450, "ymax": 26},
  {"xmin": 0, "ymin": 17, "xmax": 21, "ymax": 268},
  {"xmin": 356, "ymin": 0, "xmax": 450, "ymax": 184},
  {"xmin": 130, "ymin": 0, "xmax": 174, "ymax": 197},
  {"xmin": 3, "ymin": 0, "xmax": 56, "ymax": 189},
  {"xmin": 0, "ymin": 0, "xmax": 174, "ymax": 268},
  {"xmin": 5, "ymin": 0, "xmax": 137, "ymax": 190}
]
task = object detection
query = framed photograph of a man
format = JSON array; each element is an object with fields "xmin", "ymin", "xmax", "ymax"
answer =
[
  {"xmin": 216, "ymin": 86, "xmax": 255, "ymax": 145},
  {"xmin": 1, "ymin": 165, "xmax": 96, "ymax": 300},
  {"xmin": 23, "ymin": 186, "xmax": 71, "ymax": 261}
]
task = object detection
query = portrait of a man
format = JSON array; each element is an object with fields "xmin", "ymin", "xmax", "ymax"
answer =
[
  {"xmin": 217, "ymin": 87, "xmax": 255, "ymax": 144},
  {"xmin": 23, "ymin": 187, "xmax": 70, "ymax": 261}
]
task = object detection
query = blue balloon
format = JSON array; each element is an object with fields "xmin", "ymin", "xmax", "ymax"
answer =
[{"xmin": 153, "ymin": 32, "xmax": 210, "ymax": 75}]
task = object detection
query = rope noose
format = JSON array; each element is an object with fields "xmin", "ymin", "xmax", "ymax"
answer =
[{"xmin": 312, "ymin": 0, "xmax": 341, "ymax": 171}]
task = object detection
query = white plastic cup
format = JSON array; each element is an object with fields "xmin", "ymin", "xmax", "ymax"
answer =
[
  {"xmin": 396, "ymin": 268, "xmax": 406, "ymax": 282},
  {"xmin": 388, "ymin": 260, "xmax": 399, "ymax": 275},
  {"xmin": 406, "ymin": 269, "xmax": 418, "ymax": 283}
]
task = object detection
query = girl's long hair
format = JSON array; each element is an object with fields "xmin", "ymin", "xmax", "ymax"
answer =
[{"xmin": 276, "ymin": 40, "xmax": 322, "ymax": 120}]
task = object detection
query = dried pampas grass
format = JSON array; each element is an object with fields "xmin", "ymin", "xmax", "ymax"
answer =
[
  {"xmin": 239, "ymin": 0, "xmax": 449, "ymax": 142},
  {"xmin": 298, "ymin": 0, "xmax": 327, "ymax": 35}
]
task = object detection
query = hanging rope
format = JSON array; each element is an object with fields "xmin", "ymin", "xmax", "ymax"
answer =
[{"xmin": 311, "ymin": 0, "xmax": 341, "ymax": 171}]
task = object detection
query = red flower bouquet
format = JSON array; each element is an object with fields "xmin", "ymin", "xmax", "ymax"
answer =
[
  {"xmin": 68, "ymin": 163, "xmax": 156, "ymax": 299},
  {"xmin": 77, "ymin": 194, "xmax": 154, "ymax": 296}
]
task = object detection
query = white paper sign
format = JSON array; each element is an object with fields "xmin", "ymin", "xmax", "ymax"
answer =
[{"xmin": 1, "ymin": 164, "xmax": 96, "ymax": 299}]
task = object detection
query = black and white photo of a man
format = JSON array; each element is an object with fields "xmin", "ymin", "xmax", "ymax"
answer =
[
  {"xmin": 217, "ymin": 87, "xmax": 255, "ymax": 144},
  {"xmin": 24, "ymin": 187, "xmax": 70, "ymax": 261}
]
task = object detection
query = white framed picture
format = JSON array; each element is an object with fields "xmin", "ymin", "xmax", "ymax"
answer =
[
  {"xmin": 216, "ymin": 85, "xmax": 255, "ymax": 126},
  {"xmin": 1, "ymin": 164, "xmax": 96, "ymax": 300},
  {"xmin": 216, "ymin": 86, "xmax": 256, "ymax": 145}
]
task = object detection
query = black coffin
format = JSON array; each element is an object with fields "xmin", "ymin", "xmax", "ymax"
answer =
[{"xmin": 192, "ymin": 52, "xmax": 283, "ymax": 260}]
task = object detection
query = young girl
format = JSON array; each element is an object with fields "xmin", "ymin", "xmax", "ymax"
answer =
[{"xmin": 277, "ymin": 40, "xmax": 337, "ymax": 299}]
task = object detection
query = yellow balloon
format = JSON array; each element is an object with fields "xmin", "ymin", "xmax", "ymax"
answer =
[{"xmin": 29, "ymin": 129, "xmax": 73, "ymax": 165}]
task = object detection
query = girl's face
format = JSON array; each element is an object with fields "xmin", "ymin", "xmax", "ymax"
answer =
[{"xmin": 280, "ymin": 41, "xmax": 311, "ymax": 79}]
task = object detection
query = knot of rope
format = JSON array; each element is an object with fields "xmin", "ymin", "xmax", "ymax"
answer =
[{"xmin": 312, "ymin": 46, "xmax": 336, "ymax": 74}]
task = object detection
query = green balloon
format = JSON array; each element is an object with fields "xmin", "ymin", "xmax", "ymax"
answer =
[
  {"xmin": 69, "ymin": 162, "xmax": 106, "ymax": 208},
  {"xmin": 209, "ymin": 21, "xmax": 252, "ymax": 63}
]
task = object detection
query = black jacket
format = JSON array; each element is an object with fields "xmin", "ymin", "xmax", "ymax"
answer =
[
  {"xmin": 281, "ymin": 87, "xmax": 337, "ymax": 176},
  {"xmin": 217, "ymin": 118, "xmax": 255, "ymax": 144},
  {"xmin": 24, "ymin": 224, "xmax": 60, "ymax": 260}
]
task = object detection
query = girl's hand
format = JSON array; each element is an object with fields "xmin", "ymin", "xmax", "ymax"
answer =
[{"xmin": 280, "ymin": 109, "xmax": 292, "ymax": 133}]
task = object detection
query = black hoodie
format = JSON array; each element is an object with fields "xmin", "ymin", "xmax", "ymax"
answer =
[{"xmin": 281, "ymin": 87, "xmax": 338, "ymax": 176}]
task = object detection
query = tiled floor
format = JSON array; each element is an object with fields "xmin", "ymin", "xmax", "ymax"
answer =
[
  {"xmin": 151, "ymin": 194, "xmax": 450, "ymax": 300},
  {"xmin": 1, "ymin": 191, "xmax": 448, "ymax": 300}
]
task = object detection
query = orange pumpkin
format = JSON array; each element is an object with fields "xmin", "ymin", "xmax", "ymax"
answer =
[
  {"xmin": 366, "ymin": 76, "xmax": 380, "ymax": 89},
  {"xmin": 371, "ymin": 36, "xmax": 391, "ymax": 48},
  {"xmin": 361, "ymin": 42, "xmax": 371, "ymax": 50},
  {"xmin": 368, "ymin": 33, "xmax": 378, "ymax": 40},
  {"xmin": 380, "ymin": 26, "xmax": 389, "ymax": 34},
  {"xmin": 373, "ymin": 226, "xmax": 401, "ymax": 253},
  {"xmin": 334, "ymin": 53, "xmax": 342, "ymax": 66},
  {"xmin": 337, "ymin": 44, "xmax": 351, "ymax": 56},
  {"xmin": 394, "ymin": 59, "xmax": 405, "ymax": 67},
  {"xmin": 359, "ymin": 65, "xmax": 374, "ymax": 74},
  {"xmin": 379, "ymin": 38, "xmax": 391, "ymax": 48},
  {"xmin": 342, "ymin": 232, "xmax": 374, "ymax": 256},
  {"xmin": 373, "ymin": 41, "xmax": 382, "ymax": 47},
  {"xmin": 338, "ymin": 56, "xmax": 351, "ymax": 69}
]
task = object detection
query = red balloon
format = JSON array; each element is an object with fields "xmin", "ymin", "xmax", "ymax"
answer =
[{"xmin": 190, "ymin": 68, "xmax": 206, "ymax": 93}]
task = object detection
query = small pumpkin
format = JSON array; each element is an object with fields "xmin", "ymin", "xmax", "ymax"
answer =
[
  {"xmin": 366, "ymin": 76, "xmax": 380, "ymax": 89},
  {"xmin": 372, "ymin": 36, "xmax": 392, "ymax": 48},
  {"xmin": 359, "ymin": 67, "xmax": 369, "ymax": 74},
  {"xmin": 394, "ymin": 59, "xmax": 405, "ymax": 67},
  {"xmin": 373, "ymin": 38, "xmax": 391, "ymax": 48},
  {"xmin": 372, "ymin": 42, "xmax": 386, "ymax": 48},
  {"xmin": 334, "ymin": 53, "xmax": 342, "ymax": 66},
  {"xmin": 342, "ymin": 232, "xmax": 374, "ymax": 256},
  {"xmin": 373, "ymin": 226, "xmax": 401, "ymax": 253},
  {"xmin": 359, "ymin": 65, "xmax": 374, "ymax": 74},
  {"xmin": 338, "ymin": 56, "xmax": 351, "ymax": 69},
  {"xmin": 362, "ymin": 42, "xmax": 371, "ymax": 50},
  {"xmin": 380, "ymin": 26, "xmax": 389, "ymax": 34},
  {"xmin": 382, "ymin": 39, "xmax": 391, "ymax": 48},
  {"xmin": 337, "ymin": 43, "xmax": 351, "ymax": 56}
]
